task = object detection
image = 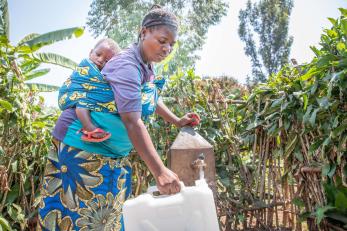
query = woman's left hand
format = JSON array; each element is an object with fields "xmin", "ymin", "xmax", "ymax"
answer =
[{"xmin": 176, "ymin": 113, "xmax": 200, "ymax": 127}]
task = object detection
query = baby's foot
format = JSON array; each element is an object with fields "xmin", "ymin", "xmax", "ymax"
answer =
[{"xmin": 80, "ymin": 127, "xmax": 111, "ymax": 142}]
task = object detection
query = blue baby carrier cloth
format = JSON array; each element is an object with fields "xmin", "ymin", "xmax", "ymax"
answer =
[{"xmin": 58, "ymin": 59, "xmax": 166, "ymax": 120}]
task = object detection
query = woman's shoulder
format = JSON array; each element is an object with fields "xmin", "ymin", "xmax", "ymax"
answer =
[
  {"xmin": 102, "ymin": 47, "xmax": 139, "ymax": 73},
  {"xmin": 111, "ymin": 44, "xmax": 140, "ymax": 65}
]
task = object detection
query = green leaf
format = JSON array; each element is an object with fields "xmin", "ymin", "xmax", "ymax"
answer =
[
  {"xmin": 300, "ymin": 68, "xmax": 319, "ymax": 81},
  {"xmin": 315, "ymin": 205, "xmax": 335, "ymax": 224},
  {"xmin": 311, "ymin": 81, "xmax": 318, "ymax": 95},
  {"xmin": 237, "ymin": 213, "xmax": 245, "ymax": 222},
  {"xmin": 6, "ymin": 185, "xmax": 19, "ymax": 204},
  {"xmin": 26, "ymin": 83, "xmax": 59, "ymax": 92},
  {"xmin": 338, "ymin": 134, "xmax": 347, "ymax": 152},
  {"xmin": 309, "ymin": 108, "xmax": 319, "ymax": 127},
  {"xmin": 24, "ymin": 27, "xmax": 84, "ymax": 51},
  {"xmin": 328, "ymin": 164, "xmax": 336, "ymax": 178},
  {"xmin": 335, "ymin": 191, "xmax": 347, "ymax": 210},
  {"xmin": 327, "ymin": 17, "xmax": 336, "ymax": 25},
  {"xmin": 33, "ymin": 52, "xmax": 77, "ymax": 70},
  {"xmin": 292, "ymin": 197, "xmax": 305, "ymax": 208},
  {"xmin": 341, "ymin": 18, "xmax": 347, "ymax": 35},
  {"xmin": 32, "ymin": 121, "xmax": 46, "ymax": 128},
  {"xmin": 324, "ymin": 182, "xmax": 338, "ymax": 204},
  {"xmin": 310, "ymin": 46, "xmax": 321, "ymax": 57},
  {"xmin": 246, "ymin": 120, "xmax": 262, "ymax": 131},
  {"xmin": 0, "ymin": 0, "xmax": 9, "ymax": 39},
  {"xmin": 24, "ymin": 68, "xmax": 50, "ymax": 81},
  {"xmin": 303, "ymin": 105, "xmax": 313, "ymax": 124},
  {"xmin": 322, "ymin": 164, "xmax": 330, "ymax": 177},
  {"xmin": 328, "ymin": 70, "xmax": 344, "ymax": 98},
  {"xmin": 73, "ymin": 27, "xmax": 84, "ymax": 37},
  {"xmin": 220, "ymin": 177, "xmax": 231, "ymax": 187},
  {"xmin": 322, "ymin": 136, "xmax": 331, "ymax": 147},
  {"xmin": 302, "ymin": 94, "xmax": 308, "ymax": 110},
  {"xmin": 294, "ymin": 150, "xmax": 304, "ymax": 162},
  {"xmin": 333, "ymin": 116, "xmax": 339, "ymax": 128},
  {"xmin": 337, "ymin": 58, "xmax": 347, "ymax": 67},
  {"xmin": 332, "ymin": 120, "xmax": 347, "ymax": 138},
  {"xmin": 308, "ymin": 139, "xmax": 323, "ymax": 155},
  {"xmin": 337, "ymin": 42, "xmax": 346, "ymax": 51},
  {"xmin": 327, "ymin": 29, "xmax": 338, "ymax": 38},
  {"xmin": 284, "ymin": 134, "xmax": 298, "ymax": 158},
  {"xmin": 0, "ymin": 216, "xmax": 11, "ymax": 231},
  {"xmin": 325, "ymin": 211, "xmax": 347, "ymax": 224},
  {"xmin": 339, "ymin": 8, "xmax": 347, "ymax": 17},
  {"xmin": 17, "ymin": 33, "xmax": 40, "ymax": 46},
  {"xmin": 317, "ymin": 54, "xmax": 337, "ymax": 68},
  {"xmin": 7, "ymin": 204, "xmax": 25, "ymax": 223},
  {"xmin": 317, "ymin": 97, "xmax": 329, "ymax": 109},
  {"xmin": 0, "ymin": 99, "xmax": 12, "ymax": 111}
]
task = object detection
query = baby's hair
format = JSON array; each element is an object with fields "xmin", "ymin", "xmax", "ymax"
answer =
[
  {"xmin": 94, "ymin": 38, "xmax": 121, "ymax": 54},
  {"xmin": 141, "ymin": 4, "xmax": 178, "ymax": 30}
]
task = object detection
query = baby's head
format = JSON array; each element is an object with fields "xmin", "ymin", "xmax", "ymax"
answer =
[{"xmin": 89, "ymin": 38, "xmax": 120, "ymax": 70}]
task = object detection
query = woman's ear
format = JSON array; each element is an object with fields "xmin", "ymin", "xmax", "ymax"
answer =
[{"xmin": 140, "ymin": 27, "xmax": 148, "ymax": 41}]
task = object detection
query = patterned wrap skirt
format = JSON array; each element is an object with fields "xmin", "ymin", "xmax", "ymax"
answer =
[{"xmin": 38, "ymin": 142, "xmax": 132, "ymax": 231}]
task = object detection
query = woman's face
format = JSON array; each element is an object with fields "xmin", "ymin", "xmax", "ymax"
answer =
[{"xmin": 141, "ymin": 26, "xmax": 177, "ymax": 63}]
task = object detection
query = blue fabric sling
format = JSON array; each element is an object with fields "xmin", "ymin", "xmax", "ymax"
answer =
[
  {"xmin": 58, "ymin": 58, "xmax": 166, "ymax": 120},
  {"xmin": 57, "ymin": 59, "xmax": 166, "ymax": 157},
  {"xmin": 58, "ymin": 59, "xmax": 117, "ymax": 113}
]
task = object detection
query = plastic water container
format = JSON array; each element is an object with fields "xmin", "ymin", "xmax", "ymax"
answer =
[{"xmin": 123, "ymin": 180, "xmax": 219, "ymax": 231}]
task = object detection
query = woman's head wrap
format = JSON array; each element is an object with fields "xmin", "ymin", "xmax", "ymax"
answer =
[{"xmin": 141, "ymin": 5, "xmax": 178, "ymax": 30}]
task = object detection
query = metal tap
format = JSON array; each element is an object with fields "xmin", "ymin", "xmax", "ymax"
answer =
[{"xmin": 192, "ymin": 153, "xmax": 207, "ymax": 180}]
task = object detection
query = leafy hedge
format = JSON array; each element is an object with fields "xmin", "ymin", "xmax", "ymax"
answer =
[{"xmin": 236, "ymin": 8, "xmax": 347, "ymax": 230}]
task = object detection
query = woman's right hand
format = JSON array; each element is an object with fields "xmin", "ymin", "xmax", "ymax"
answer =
[
  {"xmin": 155, "ymin": 167, "xmax": 181, "ymax": 195},
  {"xmin": 120, "ymin": 111, "xmax": 181, "ymax": 195}
]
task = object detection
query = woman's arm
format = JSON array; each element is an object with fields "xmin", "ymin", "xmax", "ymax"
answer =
[
  {"xmin": 120, "ymin": 111, "xmax": 181, "ymax": 194},
  {"xmin": 155, "ymin": 99, "xmax": 180, "ymax": 126},
  {"xmin": 155, "ymin": 98, "xmax": 200, "ymax": 127},
  {"xmin": 103, "ymin": 57, "xmax": 182, "ymax": 194}
]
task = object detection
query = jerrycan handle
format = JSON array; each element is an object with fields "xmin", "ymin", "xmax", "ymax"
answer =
[{"xmin": 147, "ymin": 181, "xmax": 185, "ymax": 196}]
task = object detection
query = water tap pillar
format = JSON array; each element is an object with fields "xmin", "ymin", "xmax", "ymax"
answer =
[{"xmin": 168, "ymin": 127, "xmax": 216, "ymax": 192}]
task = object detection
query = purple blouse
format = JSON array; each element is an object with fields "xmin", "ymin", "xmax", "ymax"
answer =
[{"xmin": 52, "ymin": 43, "xmax": 155, "ymax": 141}]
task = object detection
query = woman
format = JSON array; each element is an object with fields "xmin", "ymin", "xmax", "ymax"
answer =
[{"xmin": 38, "ymin": 5, "xmax": 199, "ymax": 231}]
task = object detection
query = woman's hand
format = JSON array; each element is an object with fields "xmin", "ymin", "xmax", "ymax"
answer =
[
  {"xmin": 120, "ymin": 111, "xmax": 182, "ymax": 194},
  {"xmin": 155, "ymin": 167, "xmax": 181, "ymax": 195},
  {"xmin": 155, "ymin": 100, "xmax": 200, "ymax": 128},
  {"xmin": 176, "ymin": 113, "xmax": 200, "ymax": 128}
]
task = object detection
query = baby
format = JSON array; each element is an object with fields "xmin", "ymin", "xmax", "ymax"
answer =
[{"xmin": 58, "ymin": 38, "xmax": 121, "ymax": 142}]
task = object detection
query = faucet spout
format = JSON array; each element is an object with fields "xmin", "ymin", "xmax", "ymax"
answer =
[{"xmin": 192, "ymin": 153, "xmax": 207, "ymax": 180}]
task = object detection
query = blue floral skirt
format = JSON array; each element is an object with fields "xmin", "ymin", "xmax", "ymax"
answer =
[{"xmin": 38, "ymin": 142, "xmax": 132, "ymax": 231}]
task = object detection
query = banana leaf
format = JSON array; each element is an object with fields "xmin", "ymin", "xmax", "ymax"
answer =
[
  {"xmin": 33, "ymin": 52, "xmax": 77, "ymax": 70},
  {"xmin": 26, "ymin": 83, "xmax": 59, "ymax": 92},
  {"xmin": 24, "ymin": 68, "xmax": 50, "ymax": 81},
  {"xmin": 23, "ymin": 27, "xmax": 84, "ymax": 52}
]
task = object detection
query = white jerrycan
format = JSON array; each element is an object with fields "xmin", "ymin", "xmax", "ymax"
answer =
[{"xmin": 123, "ymin": 179, "xmax": 219, "ymax": 231}]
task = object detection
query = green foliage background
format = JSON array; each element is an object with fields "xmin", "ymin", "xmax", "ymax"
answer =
[
  {"xmin": 239, "ymin": 0, "xmax": 294, "ymax": 84},
  {"xmin": 86, "ymin": 0, "xmax": 229, "ymax": 73}
]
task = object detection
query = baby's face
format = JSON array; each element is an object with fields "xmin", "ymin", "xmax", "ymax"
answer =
[{"xmin": 89, "ymin": 43, "xmax": 116, "ymax": 70}]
